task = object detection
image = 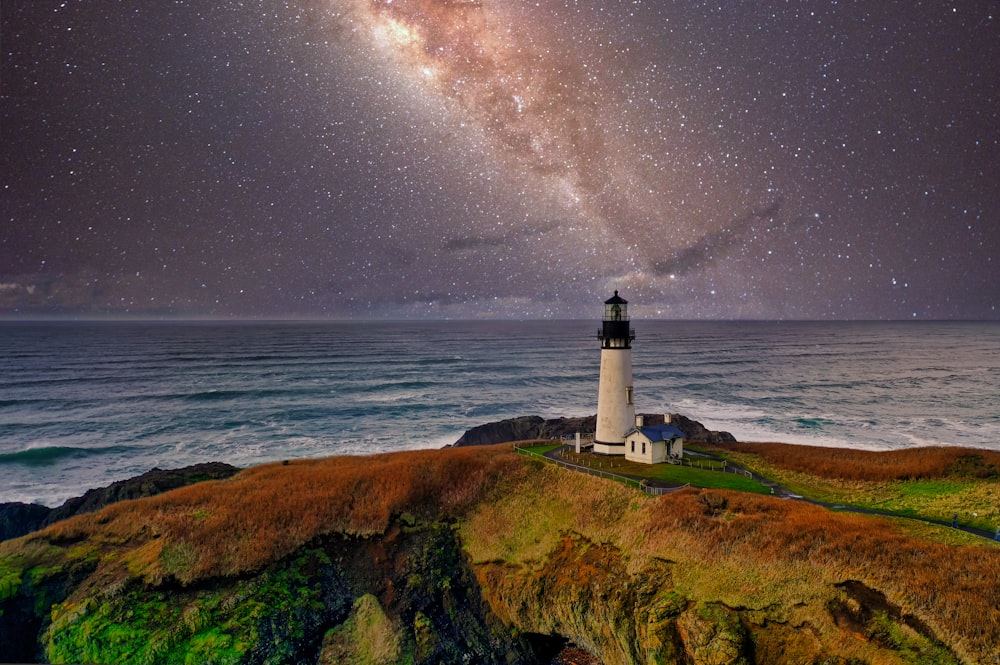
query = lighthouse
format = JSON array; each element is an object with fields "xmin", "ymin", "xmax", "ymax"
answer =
[{"xmin": 594, "ymin": 291, "xmax": 635, "ymax": 455}]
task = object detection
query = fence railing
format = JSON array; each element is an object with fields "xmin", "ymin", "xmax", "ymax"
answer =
[
  {"xmin": 560, "ymin": 434, "xmax": 595, "ymax": 447},
  {"xmin": 557, "ymin": 438, "xmax": 753, "ymax": 479},
  {"xmin": 514, "ymin": 444, "xmax": 690, "ymax": 496},
  {"xmin": 668, "ymin": 456, "xmax": 754, "ymax": 478}
]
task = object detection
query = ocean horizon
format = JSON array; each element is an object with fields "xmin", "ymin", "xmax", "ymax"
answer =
[{"xmin": 2, "ymin": 319, "xmax": 998, "ymax": 507}]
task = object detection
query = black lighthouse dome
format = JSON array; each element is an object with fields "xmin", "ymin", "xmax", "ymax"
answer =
[{"xmin": 598, "ymin": 290, "xmax": 635, "ymax": 349}]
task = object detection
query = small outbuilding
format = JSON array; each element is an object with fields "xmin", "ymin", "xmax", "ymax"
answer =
[{"xmin": 624, "ymin": 423, "xmax": 686, "ymax": 464}]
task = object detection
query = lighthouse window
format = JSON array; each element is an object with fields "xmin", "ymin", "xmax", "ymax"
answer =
[{"xmin": 626, "ymin": 386, "xmax": 634, "ymax": 405}]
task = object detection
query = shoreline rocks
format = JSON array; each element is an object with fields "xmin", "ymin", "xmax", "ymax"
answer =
[
  {"xmin": 452, "ymin": 413, "xmax": 736, "ymax": 447},
  {"xmin": 0, "ymin": 462, "xmax": 239, "ymax": 542}
]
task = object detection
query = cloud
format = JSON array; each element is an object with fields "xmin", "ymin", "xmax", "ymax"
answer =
[
  {"xmin": 443, "ymin": 220, "xmax": 560, "ymax": 253},
  {"xmin": 0, "ymin": 282, "xmax": 34, "ymax": 294},
  {"xmin": 443, "ymin": 236, "xmax": 508, "ymax": 252},
  {"xmin": 652, "ymin": 198, "xmax": 783, "ymax": 277},
  {"xmin": 0, "ymin": 271, "xmax": 109, "ymax": 314}
]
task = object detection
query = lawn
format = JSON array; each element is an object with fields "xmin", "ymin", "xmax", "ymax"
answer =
[
  {"xmin": 629, "ymin": 461, "xmax": 768, "ymax": 493},
  {"xmin": 517, "ymin": 443, "xmax": 769, "ymax": 494},
  {"xmin": 708, "ymin": 447, "xmax": 1000, "ymax": 532},
  {"xmin": 517, "ymin": 443, "xmax": 562, "ymax": 456}
]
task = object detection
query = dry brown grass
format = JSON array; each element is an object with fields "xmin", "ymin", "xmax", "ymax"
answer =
[
  {"xmin": 4, "ymin": 444, "xmax": 525, "ymax": 585},
  {"xmin": 710, "ymin": 441, "xmax": 1000, "ymax": 481}
]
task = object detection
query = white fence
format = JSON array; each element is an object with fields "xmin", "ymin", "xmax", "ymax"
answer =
[{"xmin": 514, "ymin": 444, "xmax": 690, "ymax": 496}]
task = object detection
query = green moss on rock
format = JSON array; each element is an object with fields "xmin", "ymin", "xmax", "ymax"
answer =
[
  {"xmin": 44, "ymin": 549, "xmax": 350, "ymax": 665},
  {"xmin": 677, "ymin": 602, "xmax": 750, "ymax": 665},
  {"xmin": 317, "ymin": 594, "xmax": 405, "ymax": 665}
]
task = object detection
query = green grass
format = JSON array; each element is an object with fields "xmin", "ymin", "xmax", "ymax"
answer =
[
  {"xmin": 517, "ymin": 444, "xmax": 768, "ymax": 494},
  {"xmin": 681, "ymin": 454, "xmax": 727, "ymax": 470},
  {"xmin": 707, "ymin": 448, "xmax": 1000, "ymax": 532},
  {"xmin": 630, "ymin": 462, "xmax": 768, "ymax": 493},
  {"xmin": 517, "ymin": 443, "xmax": 562, "ymax": 456}
]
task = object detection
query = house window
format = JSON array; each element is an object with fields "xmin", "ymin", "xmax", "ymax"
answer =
[
  {"xmin": 641, "ymin": 441, "xmax": 646, "ymax": 455},
  {"xmin": 631, "ymin": 441, "xmax": 635, "ymax": 453}
]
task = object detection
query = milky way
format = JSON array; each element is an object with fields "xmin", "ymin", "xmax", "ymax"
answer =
[{"xmin": 2, "ymin": 1, "xmax": 998, "ymax": 319}]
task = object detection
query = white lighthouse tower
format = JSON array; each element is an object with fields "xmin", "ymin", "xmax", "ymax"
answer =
[{"xmin": 594, "ymin": 291, "xmax": 635, "ymax": 455}]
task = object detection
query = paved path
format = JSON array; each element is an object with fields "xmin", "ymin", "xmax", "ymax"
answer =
[{"xmin": 544, "ymin": 445, "xmax": 1000, "ymax": 543}]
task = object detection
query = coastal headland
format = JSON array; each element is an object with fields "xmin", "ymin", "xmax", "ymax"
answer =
[{"xmin": 1, "ymin": 415, "xmax": 999, "ymax": 664}]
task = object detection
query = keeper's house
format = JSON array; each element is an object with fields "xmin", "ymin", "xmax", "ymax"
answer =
[{"xmin": 625, "ymin": 420, "xmax": 686, "ymax": 465}]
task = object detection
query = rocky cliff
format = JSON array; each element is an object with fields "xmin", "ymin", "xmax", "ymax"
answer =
[
  {"xmin": 0, "ymin": 462, "xmax": 240, "ymax": 542},
  {"xmin": 452, "ymin": 413, "xmax": 736, "ymax": 447},
  {"xmin": 1, "ymin": 445, "xmax": 996, "ymax": 664}
]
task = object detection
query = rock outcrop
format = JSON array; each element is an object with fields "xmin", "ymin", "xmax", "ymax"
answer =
[
  {"xmin": 0, "ymin": 503, "xmax": 50, "ymax": 543},
  {"xmin": 0, "ymin": 462, "xmax": 239, "ymax": 542},
  {"xmin": 0, "ymin": 522, "xmax": 554, "ymax": 664},
  {"xmin": 452, "ymin": 413, "xmax": 736, "ymax": 447}
]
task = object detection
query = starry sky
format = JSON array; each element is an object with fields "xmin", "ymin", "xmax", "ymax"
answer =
[{"xmin": 2, "ymin": 0, "xmax": 998, "ymax": 320}]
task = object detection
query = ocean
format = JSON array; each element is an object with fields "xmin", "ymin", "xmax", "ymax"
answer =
[{"xmin": 1, "ymin": 320, "xmax": 998, "ymax": 506}]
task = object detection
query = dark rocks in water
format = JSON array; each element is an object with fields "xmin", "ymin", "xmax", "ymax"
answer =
[
  {"xmin": 450, "ymin": 415, "xmax": 598, "ymax": 447},
  {"xmin": 0, "ymin": 462, "xmax": 240, "ymax": 542},
  {"xmin": 452, "ymin": 415, "xmax": 548, "ymax": 447},
  {"xmin": 46, "ymin": 461, "xmax": 240, "ymax": 522},
  {"xmin": 658, "ymin": 413, "xmax": 738, "ymax": 444},
  {"xmin": 452, "ymin": 413, "xmax": 736, "ymax": 447}
]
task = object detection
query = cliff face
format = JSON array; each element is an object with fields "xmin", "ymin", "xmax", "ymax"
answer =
[
  {"xmin": 4, "ymin": 525, "xmax": 541, "ymax": 665},
  {"xmin": 1, "ymin": 445, "xmax": 996, "ymax": 665}
]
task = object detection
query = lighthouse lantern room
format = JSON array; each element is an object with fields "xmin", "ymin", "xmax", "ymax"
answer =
[{"xmin": 594, "ymin": 291, "xmax": 635, "ymax": 455}]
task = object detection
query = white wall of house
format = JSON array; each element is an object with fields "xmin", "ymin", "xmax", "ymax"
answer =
[
  {"xmin": 625, "ymin": 432, "xmax": 685, "ymax": 465},
  {"xmin": 625, "ymin": 432, "xmax": 659, "ymax": 464}
]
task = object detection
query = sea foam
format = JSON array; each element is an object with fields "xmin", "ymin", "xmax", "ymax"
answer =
[{"xmin": 1, "ymin": 320, "xmax": 997, "ymax": 505}]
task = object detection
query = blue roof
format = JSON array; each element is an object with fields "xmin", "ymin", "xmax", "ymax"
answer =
[{"xmin": 629, "ymin": 424, "xmax": 685, "ymax": 441}]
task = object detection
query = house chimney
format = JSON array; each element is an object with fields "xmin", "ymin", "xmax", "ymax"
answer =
[
  {"xmin": 635, "ymin": 415, "xmax": 644, "ymax": 427},
  {"xmin": 664, "ymin": 413, "xmax": 672, "ymax": 424}
]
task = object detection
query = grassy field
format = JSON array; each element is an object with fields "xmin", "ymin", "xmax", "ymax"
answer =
[
  {"xmin": 517, "ymin": 443, "xmax": 769, "ymax": 494},
  {"xmin": 708, "ymin": 442, "xmax": 1000, "ymax": 533},
  {"xmin": 519, "ymin": 441, "xmax": 1000, "ymax": 535}
]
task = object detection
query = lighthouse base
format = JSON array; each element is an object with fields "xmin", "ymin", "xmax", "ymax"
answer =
[{"xmin": 593, "ymin": 441, "xmax": 626, "ymax": 456}]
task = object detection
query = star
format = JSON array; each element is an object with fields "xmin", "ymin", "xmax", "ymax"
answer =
[{"xmin": 1, "ymin": 0, "xmax": 997, "ymax": 319}]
